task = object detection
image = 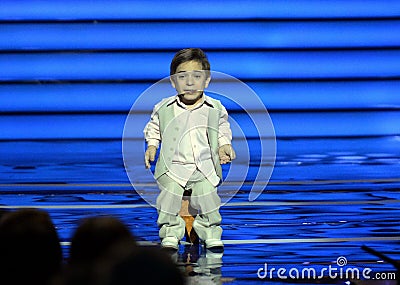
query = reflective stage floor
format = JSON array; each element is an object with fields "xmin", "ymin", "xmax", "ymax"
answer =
[{"xmin": 1, "ymin": 137, "xmax": 399, "ymax": 284}]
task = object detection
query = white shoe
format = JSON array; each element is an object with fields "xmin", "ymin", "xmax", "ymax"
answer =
[
  {"xmin": 205, "ymin": 238, "xmax": 224, "ymax": 249},
  {"xmin": 161, "ymin": 236, "xmax": 179, "ymax": 250}
]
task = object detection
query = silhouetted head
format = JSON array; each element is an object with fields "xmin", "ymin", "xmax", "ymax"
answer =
[
  {"xmin": 0, "ymin": 208, "xmax": 63, "ymax": 285},
  {"xmin": 69, "ymin": 215, "xmax": 136, "ymax": 265},
  {"xmin": 96, "ymin": 243, "xmax": 186, "ymax": 285}
]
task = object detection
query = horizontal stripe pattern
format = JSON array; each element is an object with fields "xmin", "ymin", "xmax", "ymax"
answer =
[
  {"xmin": 1, "ymin": 0, "xmax": 400, "ymax": 21},
  {"xmin": 1, "ymin": 21, "xmax": 400, "ymax": 50},
  {"xmin": 1, "ymin": 1, "xmax": 399, "ymax": 139},
  {"xmin": 0, "ymin": 111, "xmax": 399, "ymax": 139},
  {"xmin": 2, "ymin": 51, "xmax": 400, "ymax": 81}
]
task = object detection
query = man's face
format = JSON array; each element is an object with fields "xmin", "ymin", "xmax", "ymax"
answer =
[{"xmin": 170, "ymin": 60, "xmax": 210, "ymax": 105}]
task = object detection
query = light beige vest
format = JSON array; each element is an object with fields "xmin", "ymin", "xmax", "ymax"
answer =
[{"xmin": 154, "ymin": 96, "xmax": 223, "ymax": 181}]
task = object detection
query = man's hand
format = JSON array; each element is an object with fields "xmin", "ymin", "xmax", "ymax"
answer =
[
  {"xmin": 144, "ymin": 145, "xmax": 157, "ymax": 168},
  {"xmin": 218, "ymin": 144, "xmax": 236, "ymax": 164}
]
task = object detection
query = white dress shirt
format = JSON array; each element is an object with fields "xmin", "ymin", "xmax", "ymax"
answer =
[{"xmin": 144, "ymin": 94, "xmax": 232, "ymax": 187}]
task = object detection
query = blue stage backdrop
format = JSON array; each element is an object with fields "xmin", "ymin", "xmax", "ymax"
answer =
[{"xmin": 0, "ymin": 0, "xmax": 399, "ymax": 140}]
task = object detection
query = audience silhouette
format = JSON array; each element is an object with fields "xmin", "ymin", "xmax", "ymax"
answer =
[
  {"xmin": 61, "ymin": 215, "xmax": 137, "ymax": 285},
  {"xmin": 0, "ymin": 210, "xmax": 187, "ymax": 285},
  {"xmin": 94, "ymin": 240, "xmax": 186, "ymax": 285},
  {"xmin": 0, "ymin": 208, "xmax": 63, "ymax": 285}
]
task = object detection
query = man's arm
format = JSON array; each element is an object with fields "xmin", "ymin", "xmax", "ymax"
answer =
[
  {"xmin": 143, "ymin": 107, "xmax": 161, "ymax": 168},
  {"xmin": 218, "ymin": 105, "xmax": 236, "ymax": 164}
]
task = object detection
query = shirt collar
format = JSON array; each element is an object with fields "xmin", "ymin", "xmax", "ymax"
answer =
[{"xmin": 167, "ymin": 93, "xmax": 215, "ymax": 109}]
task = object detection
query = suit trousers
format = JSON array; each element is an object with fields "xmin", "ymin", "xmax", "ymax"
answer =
[{"xmin": 156, "ymin": 170, "xmax": 222, "ymax": 241}]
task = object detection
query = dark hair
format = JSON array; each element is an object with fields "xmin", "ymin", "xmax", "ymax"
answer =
[
  {"xmin": 60, "ymin": 216, "xmax": 136, "ymax": 285},
  {"xmin": 96, "ymin": 243, "xmax": 185, "ymax": 285},
  {"xmin": 170, "ymin": 48, "xmax": 210, "ymax": 75},
  {"xmin": 0, "ymin": 208, "xmax": 63, "ymax": 285},
  {"xmin": 69, "ymin": 216, "xmax": 136, "ymax": 265}
]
